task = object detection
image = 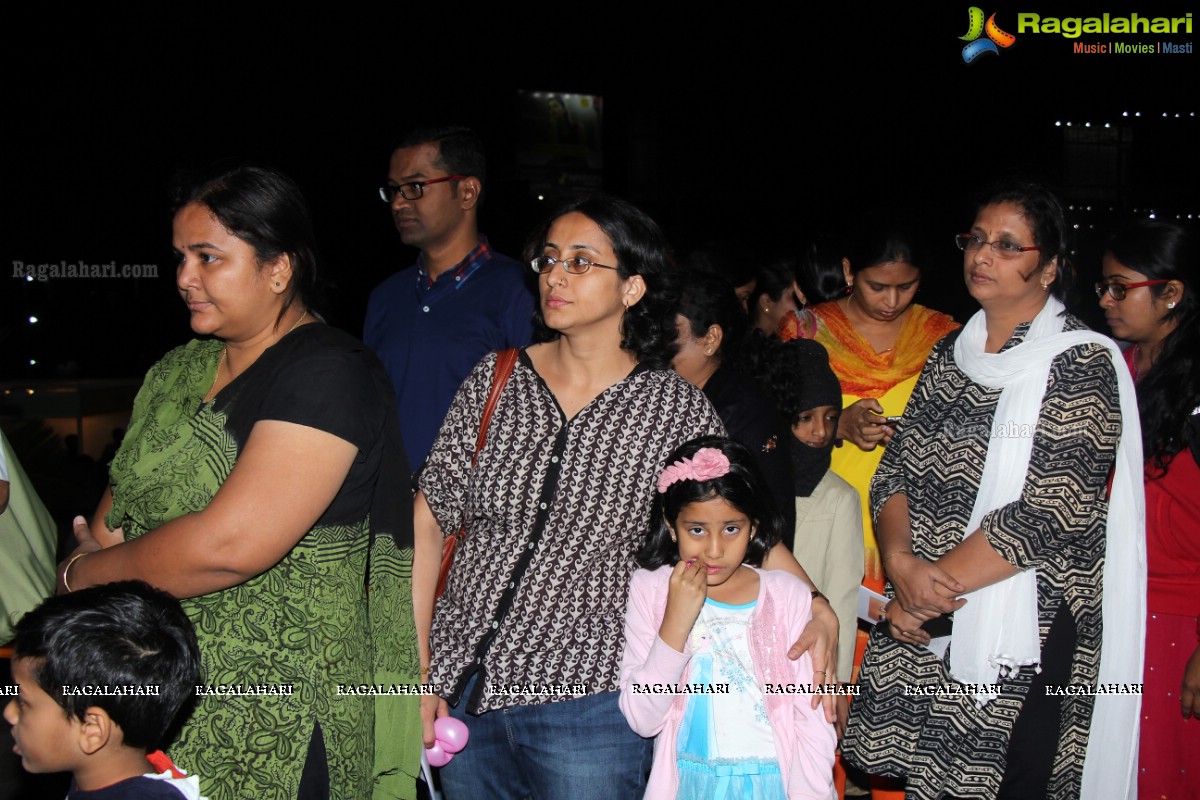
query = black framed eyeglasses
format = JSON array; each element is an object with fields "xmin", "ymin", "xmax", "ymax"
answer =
[
  {"xmin": 1095, "ymin": 279, "xmax": 1169, "ymax": 301},
  {"xmin": 530, "ymin": 255, "xmax": 619, "ymax": 275},
  {"xmin": 955, "ymin": 233, "xmax": 1040, "ymax": 259},
  {"xmin": 378, "ymin": 175, "xmax": 467, "ymax": 202}
]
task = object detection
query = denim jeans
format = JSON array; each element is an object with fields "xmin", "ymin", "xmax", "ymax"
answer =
[{"xmin": 439, "ymin": 674, "xmax": 652, "ymax": 800}]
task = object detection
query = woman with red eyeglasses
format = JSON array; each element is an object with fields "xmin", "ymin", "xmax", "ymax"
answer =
[{"xmin": 1099, "ymin": 218, "xmax": 1199, "ymax": 798}]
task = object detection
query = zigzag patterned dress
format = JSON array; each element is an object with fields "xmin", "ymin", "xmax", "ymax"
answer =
[
  {"xmin": 841, "ymin": 319, "xmax": 1121, "ymax": 799},
  {"xmin": 106, "ymin": 325, "xmax": 421, "ymax": 800}
]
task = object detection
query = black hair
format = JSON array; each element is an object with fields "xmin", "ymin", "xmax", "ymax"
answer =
[
  {"xmin": 525, "ymin": 194, "xmax": 681, "ymax": 370},
  {"xmin": 748, "ymin": 253, "xmax": 798, "ymax": 327},
  {"xmin": 392, "ymin": 124, "xmax": 486, "ymax": 202},
  {"xmin": 12, "ymin": 581, "xmax": 201, "ymax": 751},
  {"xmin": 1107, "ymin": 219, "xmax": 1199, "ymax": 473},
  {"xmin": 795, "ymin": 232, "xmax": 850, "ymax": 305},
  {"xmin": 843, "ymin": 214, "xmax": 922, "ymax": 277},
  {"xmin": 171, "ymin": 163, "xmax": 322, "ymax": 326},
  {"xmin": 973, "ymin": 181, "xmax": 1074, "ymax": 302},
  {"xmin": 678, "ymin": 271, "xmax": 747, "ymax": 364},
  {"xmin": 637, "ymin": 436, "xmax": 783, "ymax": 569},
  {"xmin": 684, "ymin": 240, "xmax": 758, "ymax": 292}
]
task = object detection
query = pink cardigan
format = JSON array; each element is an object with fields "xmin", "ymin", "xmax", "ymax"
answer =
[{"xmin": 619, "ymin": 566, "xmax": 837, "ymax": 799}]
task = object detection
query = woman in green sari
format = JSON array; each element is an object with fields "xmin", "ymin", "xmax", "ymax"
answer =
[{"xmin": 56, "ymin": 164, "xmax": 420, "ymax": 800}]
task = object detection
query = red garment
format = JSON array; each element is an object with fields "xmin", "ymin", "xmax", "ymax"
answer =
[{"xmin": 1124, "ymin": 347, "xmax": 1200, "ymax": 798}]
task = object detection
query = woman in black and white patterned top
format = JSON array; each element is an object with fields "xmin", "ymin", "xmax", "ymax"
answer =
[
  {"xmin": 413, "ymin": 195, "xmax": 840, "ymax": 800},
  {"xmin": 842, "ymin": 183, "xmax": 1145, "ymax": 800}
]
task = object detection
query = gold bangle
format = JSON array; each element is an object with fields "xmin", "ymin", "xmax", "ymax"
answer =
[
  {"xmin": 62, "ymin": 552, "xmax": 90, "ymax": 593},
  {"xmin": 884, "ymin": 551, "xmax": 913, "ymax": 562}
]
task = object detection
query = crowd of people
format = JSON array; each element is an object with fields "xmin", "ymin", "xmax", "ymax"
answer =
[{"xmin": 2, "ymin": 123, "xmax": 1196, "ymax": 800}]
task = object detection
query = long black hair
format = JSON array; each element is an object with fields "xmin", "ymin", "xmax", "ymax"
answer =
[
  {"xmin": 637, "ymin": 436, "xmax": 782, "ymax": 569},
  {"xmin": 1107, "ymin": 219, "xmax": 1199, "ymax": 473}
]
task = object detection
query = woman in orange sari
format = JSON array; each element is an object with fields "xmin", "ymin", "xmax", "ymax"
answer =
[{"xmin": 780, "ymin": 227, "xmax": 958, "ymax": 658}]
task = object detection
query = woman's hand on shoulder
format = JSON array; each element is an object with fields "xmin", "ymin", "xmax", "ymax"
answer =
[
  {"xmin": 839, "ymin": 399, "xmax": 893, "ymax": 451},
  {"xmin": 787, "ymin": 593, "xmax": 839, "ymax": 723},
  {"xmin": 658, "ymin": 561, "xmax": 707, "ymax": 652},
  {"xmin": 884, "ymin": 552, "xmax": 965, "ymax": 621}
]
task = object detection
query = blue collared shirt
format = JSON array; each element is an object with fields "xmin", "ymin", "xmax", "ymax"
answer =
[{"xmin": 364, "ymin": 239, "xmax": 535, "ymax": 468}]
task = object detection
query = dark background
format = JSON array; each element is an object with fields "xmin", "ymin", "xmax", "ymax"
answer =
[{"xmin": 4, "ymin": 3, "xmax": 1198, "ymax": 380}]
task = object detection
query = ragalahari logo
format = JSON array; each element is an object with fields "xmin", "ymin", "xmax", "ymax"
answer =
[{"xmin": 960, "ymin": 7, "xmax": 1017, "ymax": 62}]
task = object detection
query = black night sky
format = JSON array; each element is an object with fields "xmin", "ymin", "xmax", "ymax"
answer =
[{"xmin": 4, "ymin": 4, "xmax": 1197, "ymax": 381}]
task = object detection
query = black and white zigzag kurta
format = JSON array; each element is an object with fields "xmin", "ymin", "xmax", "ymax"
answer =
[
  {"xmin": 421, "ymin": 350, "xmax": 724, "ymax": 714},
  {"xmin": 841, "ymin": 319, "xmax": 1121, "ymax": 800}
]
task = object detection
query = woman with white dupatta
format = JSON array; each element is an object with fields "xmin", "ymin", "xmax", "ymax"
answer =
[{"xmin": 841, "ymin": 182, "xmax": 1145, "ymax": 800}]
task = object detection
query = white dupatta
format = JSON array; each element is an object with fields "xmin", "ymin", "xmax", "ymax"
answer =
[{"xmin": 951, "ymin": 295, "xmax": 1145, "ymax": 800}]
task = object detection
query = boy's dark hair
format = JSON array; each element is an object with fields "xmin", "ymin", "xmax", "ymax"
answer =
[
  {"xmin": 13, "ymin": 580, "xmax": 201, "ymax": 750},
  {"xmin": 637, "ymin": 436, "xmax": 783, "ymax": 569}
]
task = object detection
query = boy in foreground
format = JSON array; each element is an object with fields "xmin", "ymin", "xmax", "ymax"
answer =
[{"xmin": 5, "ymin": 580, "xmax": 204, "ymax": 799}]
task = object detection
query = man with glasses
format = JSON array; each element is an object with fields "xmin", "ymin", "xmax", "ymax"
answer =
[{"xmin": 365, "ymin": 125, "xmax": 535, "ymax": 469}]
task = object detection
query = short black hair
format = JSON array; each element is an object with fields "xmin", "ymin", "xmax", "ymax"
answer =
[
  {"xmin": 171, "ymin": 162, "xmax": 323, "ymax": 326},
  {"xmin": 748, "ymin": 252, "xmax": 798, "ymax": 326},
  {"xmin": 13, "ymin": 581, "xmax": 201, "ymax": 750},
  {"xmin": 525, "ymin": 194, "xmax": 681, "ymax": 370},
  {"xmin": 393, "ymin": 124, "xmax": 487, "ymax": 197},
  {"xmin": 637, "ymin": 436, "xmax": 782, "ymax": 570},
  {"xmin": 678, "ymin": 270, "xmax": 746, "ymax": 364},
  {"xmin": 973, "ymin": 180, "xmax": 1074, "ymax": 302}
]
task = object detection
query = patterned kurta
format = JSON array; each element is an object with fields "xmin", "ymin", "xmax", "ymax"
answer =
[
  {"xmin": 841, "ymin": 318, "xmax": 1121, "ymax": 799},
  {"xmin": 421, "ymin": 350, "xmax": 724, "ymax": 713}
]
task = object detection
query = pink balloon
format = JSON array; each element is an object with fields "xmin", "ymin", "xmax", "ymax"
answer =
[
  {"xmin": 435, "ymin": 717, "xmax": 470, "ymax": 754},
  {"xmin": 425, "ymin": 741, "xmax": 453, "ymax": 768}
]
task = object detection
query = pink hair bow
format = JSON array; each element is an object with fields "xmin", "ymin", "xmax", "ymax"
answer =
[{"xmin": 657, "ymin": 447, "xmax": 731, "ymax": 493}]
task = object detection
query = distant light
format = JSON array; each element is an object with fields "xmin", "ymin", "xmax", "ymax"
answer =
[
  {"xmin": 1104, "ymin": 122, "xmax": 1111, "ymax": 128},
  {"xmin": 1175, "ymin": 113, "xmax": 1181, "ymax": 118},
  {"xmin": 1122, "ymin": 111, "xmax": 1129, "ymax": 117},
  {"xmin": 25, "ymin": 275, "xmax": 33, "ymax": 282},
  {"xmin": 28, "ymin": 316, "xmax": 38, "ymax": 323},
  {"xmin": 1086, "ymin": 206, "xmax": 1092, "ymax": 211},
  {"xmin": 1066, "ymin": 121, "xmax": 1073, "ymax": 126},
  {"xmin": 1085, "ymin": 122, "xmax": 1091, "ymax": 127},
  {"xmin": 1164, "ymin": 112, "xmax": 1169, "ymax": 117},
  {"xmin": 1135, "ymin": 112, "xmax": 1142, "ymax": 117},
  {"xmin": 1073, "ymin": 224, "xmax": 1080, "ymax": 229},
  {"xmin": 1068, "ymin": 204, "xmax": 1075, "ymax": 210},
  {"xmin": 29, "ymin": 359, "xmax": 36, "ymax": 366},
  {"xmin": 1055, "ymin": 121, "xmax": 1062, "ymax": 126},
  {"xmin": 537, "ymin": 194, "xmax": 545, "ymax": 201},
  {"xmin": 1149, "ymin": 213, "xmax": 1157, "ymax": 219},
  {"xmin": 26, "ymin": 389, "xmax": 34, "ymax": 395}
]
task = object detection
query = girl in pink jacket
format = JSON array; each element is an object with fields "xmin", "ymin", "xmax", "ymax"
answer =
[{"xmin": 619, "ymin": 436, "xmax": 837, "ymax": 799}]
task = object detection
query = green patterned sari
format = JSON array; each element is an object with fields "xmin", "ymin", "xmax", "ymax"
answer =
[{"xmin": 107, "ymin": 332, "xmax": 420, "ymax": 800}]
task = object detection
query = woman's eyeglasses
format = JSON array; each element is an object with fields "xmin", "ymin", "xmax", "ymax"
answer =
[
  {"xmin": 1094, "ymin": 279, "xmax": 1169, "ymax": 301},
  {"xmin": 530, "ymin": 255, "xmax": 619, "ymax": 275},
  {"xmin": 955, "ymin": 234, "xmax": 1040, "ymax": 259}
]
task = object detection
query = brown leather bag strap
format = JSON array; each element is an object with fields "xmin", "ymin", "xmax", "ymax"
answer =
[{"xmin": 472, "ymin": 348, "xmax": 519, "ymax": 466}]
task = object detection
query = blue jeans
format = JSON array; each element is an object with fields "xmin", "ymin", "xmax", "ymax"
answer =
[{"xmin": 439, "ymin": 674, "xmax": 652, "ymax": 800}]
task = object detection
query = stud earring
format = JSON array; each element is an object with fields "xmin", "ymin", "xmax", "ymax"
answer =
[
  {"xmin": 1167, "ymin": 301, "xmax": 1177, "ymax": 309},
  {"xmin": 1040, "ymin": 282, "xmax": 1049, "ymax": 291}
]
